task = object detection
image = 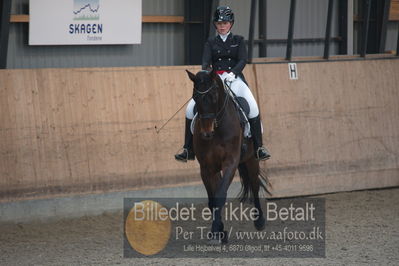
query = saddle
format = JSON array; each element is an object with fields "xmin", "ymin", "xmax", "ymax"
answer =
[{"xmin": 232, "ymin": 96, "xmax": 251, "ymax": 138}]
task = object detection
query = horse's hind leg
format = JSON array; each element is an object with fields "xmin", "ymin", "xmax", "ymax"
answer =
[{"xmin": 246, "ymin": 158, "xmax": 266, "ymax": 231}]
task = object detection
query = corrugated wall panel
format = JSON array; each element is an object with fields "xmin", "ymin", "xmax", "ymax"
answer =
[
  {"xmin": 292, "ymin": 0, "xmax": 339, "ymax": 56},
  {"xmin": 219, "ymin": 0, "xmax": 339, "ymax": 58},
  {"xmin": 7, "ymin": 0, "xmax": 185, "ymax": 69},
  {"xmin": 353, "ymin": 0, "xmax": 399, "ymax": 54},
  {"xmin": 7, "ymin": 0, "xmax": 398, "ymax": 69},
  {"xmin": 143, "ymin": 0, "xmax": 184, "ymax": 15},
  {"xmin": 7, "ymin": 24, "xmax": 184, "ymax": 68},
  {"xmin": 11, "ymin": 0, "xmax": 184, "ymax": 15},
  {"xmin": 386, "ymin": 24, "xmax": 399, "ymax": 53}
]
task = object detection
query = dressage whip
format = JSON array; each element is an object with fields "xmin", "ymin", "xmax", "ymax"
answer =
[
  {"xmin": 155, "ymin": 78, "xmax": 233, "ymax": 134},
  {"xmin": 155, "ymin": 97, "xmax": 192, "ymax": 134}
]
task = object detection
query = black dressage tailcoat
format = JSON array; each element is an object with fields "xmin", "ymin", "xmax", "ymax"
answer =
[{"xmin": 201, "ymin": 33, "xmax": 248, "ymax": 84}]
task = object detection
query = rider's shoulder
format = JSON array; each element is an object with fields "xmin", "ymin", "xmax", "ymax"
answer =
[{"xmin": 232, "ymin": 34, "xmax": 245, "ymax": 42}]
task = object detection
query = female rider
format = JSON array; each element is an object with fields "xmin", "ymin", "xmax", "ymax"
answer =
[{"xmin": 175, "ymin": 6, "xmax": 271, "ymax": 162}]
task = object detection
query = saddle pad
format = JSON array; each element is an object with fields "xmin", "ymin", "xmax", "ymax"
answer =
[
  {"xmin": 190, "ymin": 113, "xmax": 197, "ymax": 135},
  {"xmin": 190, "ymin": 111, "xmax": 251, "ymax": 138}
]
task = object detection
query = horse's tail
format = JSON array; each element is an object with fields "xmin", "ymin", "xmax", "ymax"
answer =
[{"xmin": 237, "ymin": 162, "xmax": 272, "ymax": 202}]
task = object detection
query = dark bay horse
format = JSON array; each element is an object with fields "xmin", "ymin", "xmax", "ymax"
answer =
[{"xmin": 186, "ymin": 69, "xmax": 270, "ymax": 243}]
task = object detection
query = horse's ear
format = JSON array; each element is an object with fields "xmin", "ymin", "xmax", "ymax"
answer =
[{"xmin": 186, "ymin": 70, "xmax": 196, "ymax": 82}]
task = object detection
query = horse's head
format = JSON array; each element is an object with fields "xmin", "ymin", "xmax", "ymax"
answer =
[{"xmin": 186, "ymin": 69, "xmax": 224, "ymax": 140}]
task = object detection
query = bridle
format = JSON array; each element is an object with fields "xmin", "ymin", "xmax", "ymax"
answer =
[{"xmin": 193, "ymin": 78, "xmax": 230, "ymax": 128}]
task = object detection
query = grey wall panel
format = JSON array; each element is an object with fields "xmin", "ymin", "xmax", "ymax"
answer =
[
  {"xmin": 7, "ymin": 0, "xmax": 397, "ymax": 69},
  {"xmin": 385, "ymin": 23, "xmax": 399, "ymax": 53},
  {"xmin": 219, "ymin": 0, "xmax": 339, "ymax": 58},
  {"xmin": 352, "ymin": 0, "xmax": 398, "ymax": 54},
  {"xmin": 7, "ymin": 0, "xmax": 185, "ymax": 69},
  {"xmin": 10, "ymin": 0, "xmax": 29, "ymax": 13},
  {"xmin": 11, "ymin": 0, "xmax": 184, "ymax": 15},
  {"xmin": 7, "ymin": 23, "xmax": 184, "ymax": 68},
  {"xmin": 143, "ymin": 0, "xmax": 184, "ymax": 15}
]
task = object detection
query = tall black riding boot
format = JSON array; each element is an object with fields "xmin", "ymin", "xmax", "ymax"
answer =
[
  {"xmin": 174, "ymin": 118, "xmax": 195, "ymax": 162},
  {"xmin": 248, "ymin": 115, "xmax": 271, "ymax": 161}
]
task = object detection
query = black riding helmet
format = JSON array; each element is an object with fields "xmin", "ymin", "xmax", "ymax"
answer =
[{"xmin": 213, "ymin": 6, "xmax": 234, "ymax": 23}]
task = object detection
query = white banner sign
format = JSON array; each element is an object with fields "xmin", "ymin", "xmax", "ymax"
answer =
[{"xmin": 29, "ymin": 0, "xmax": 142, "ymax": 45}]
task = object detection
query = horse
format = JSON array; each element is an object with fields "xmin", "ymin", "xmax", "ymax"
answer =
[{"xmin": 186, "ymin": 69, "xmax": 270, "ymax": 243}]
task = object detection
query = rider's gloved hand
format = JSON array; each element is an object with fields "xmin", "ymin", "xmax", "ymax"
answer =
[{"xmin": 225, "ymin": 72, "xmax": 236, "ymax": 83}]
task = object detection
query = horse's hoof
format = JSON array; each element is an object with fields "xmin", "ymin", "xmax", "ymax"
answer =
[{"xmin": 254, "ymin": 216, "xmax": 266, "ymax": 231}]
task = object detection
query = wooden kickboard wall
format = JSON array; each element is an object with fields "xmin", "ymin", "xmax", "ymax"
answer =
[
  {"xmin": 0, "ymin": 59, "xmax": 398, "ymax": 201},
  {"xmin": 254, "ymin": 59, "xmax": 399, "ymax": 197}
]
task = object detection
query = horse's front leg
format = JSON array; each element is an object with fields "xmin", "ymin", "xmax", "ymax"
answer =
[
  {"xmin": 210, "ymin": 157, "xmax": 240, "ymax": 243},
  {"xmin": 199, "ymin": 164, "xmax": 218, "ymax": 206},
  {"xmin": 199, "ymin": 166, "xmax": 224, "ymax": 242}
]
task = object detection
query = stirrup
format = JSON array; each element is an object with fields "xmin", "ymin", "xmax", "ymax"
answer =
[
  {"xmin": 175, "ymin": 148, "xmax": 195, "ymax": 163},
  {"xmin": 256, "ymin": 147, "xmax": 271, "ymax": 161}
]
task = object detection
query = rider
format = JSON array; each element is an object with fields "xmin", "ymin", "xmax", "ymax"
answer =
[{"xmin": 175, "ymin": 6, "xmax": 271, "ymax": 162}]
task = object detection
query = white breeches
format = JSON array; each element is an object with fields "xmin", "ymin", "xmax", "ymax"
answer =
[{"xmin": 186, "ymin": 72, "xmax": 260, "ymax": 119}]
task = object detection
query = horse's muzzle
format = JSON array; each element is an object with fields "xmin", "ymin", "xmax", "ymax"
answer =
[
  {"xmin": 200, "ymin": 118, "xmax": 216, "ymax": 140},
  {"xmin": 201, "ymin": 131, "xmax": 214, "ymax": 140}
]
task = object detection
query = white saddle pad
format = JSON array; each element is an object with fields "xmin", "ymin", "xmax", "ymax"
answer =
[{"xmin": 190, "ymin": 113, "xmax": 251, "ymax": 138}]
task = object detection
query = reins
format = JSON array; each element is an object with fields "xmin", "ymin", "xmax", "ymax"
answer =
[
  {"xmin": 194, "ymin": 78, "xmax": 231, "ymax": 128},
  {"xmin": 214, "ymin": 80, "xmax": 231, "ymax": 127}
]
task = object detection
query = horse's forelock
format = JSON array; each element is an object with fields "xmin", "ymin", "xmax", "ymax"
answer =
[
  {"xmin": 196, "ymin": 70, "xmax": 211, "ymax": 80},
  {"xmin": 193, "ymin": 71, "xmax": 225, "ymax": 96},
  {"xmin": 194, "ymin": 71, "xmax": 212, "ymax": 87}
]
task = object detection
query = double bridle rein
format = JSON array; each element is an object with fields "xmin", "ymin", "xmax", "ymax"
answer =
[{"xmin": 193, "ymin": 79, "xmax": 230, "ymax": 128}]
